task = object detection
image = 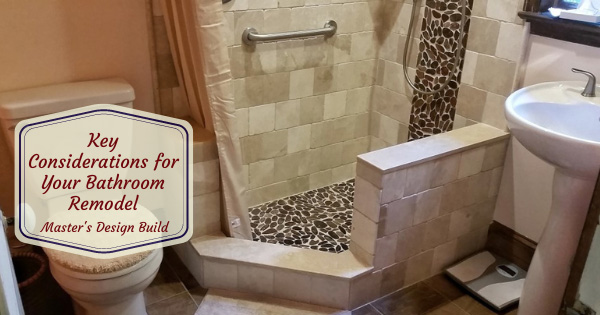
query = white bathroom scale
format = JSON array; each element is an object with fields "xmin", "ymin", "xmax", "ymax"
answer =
[{"xmin": 445, "ymin": 251, "xmax": 527, "ymax": 311}]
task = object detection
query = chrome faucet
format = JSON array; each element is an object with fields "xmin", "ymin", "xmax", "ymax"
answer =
[{"xmin": 572, "ymin": 68, "xmax": 596, "ymax": 97}]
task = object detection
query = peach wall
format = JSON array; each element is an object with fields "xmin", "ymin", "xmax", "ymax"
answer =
[
  {"xmin": 0, "ymin": 0, "xmax": 155, "ymax": 216},
  {"xmin": 0, "ymin": 0, "xmax": 154, "ymax": 112}
]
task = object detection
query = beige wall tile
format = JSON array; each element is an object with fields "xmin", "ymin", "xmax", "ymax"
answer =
[
  {"xmin": 248, "ymin": 0, "xmax": 277, "ymax": 9},
  {"xmin": 396, "ymin": 223, "xmax": 426, "ymax": 262},
  {"xmin": 264, "ymin": 72, "xmax": 291, "ymax": 103},
  {"xmin": 461, "ymin": 51, "xmax": 478, "ymax": 86},
  {"xmin": 354, "ymin": 177, "xmax": 383, "ymax": 222},
  {"xmin": 320, "ymin": 142, "xmax": 344, "ymax": 170},
  {"xmin": 204, "ymin": 259, "xmax": 238, "ymax": 290},
  {"xmin": 351, "ymin": 210, "xmax": 379, "ymax": 254},
  {"xmin": 249, "ymin": 159, "xmax": 275, "ymax": 189},
  {"xmin": 486, "ymin": 0, "xmax": 522, "ymax": 23},
  {"xmin": 192, "ymin": 192, "xmax": 221, "ymax": 237},
  {"xmin": 495, "ymin": 22, "xmax": 525, "ymax": 62},
  {"xmin": 349, "ymin": 271, "xmax": 382, "ymax": 309},
  {"xmin": 275, "ymin": 100, "xmax": 301, "ymax": 130},
  {"xmin": 351, "ymin": 32, "xmax": 377, "ymax": 61},
  {"xmin": 457, "ymin": 147, "xmax": 486, "ymax": 179},
  {"xmin": 224, "ymin": 0, "xmax": 249, "ymax": 11},
  {"xmin": 374, "ymin": 233, "xmax": 398, "ymax": 269},
  {"xmin": 346, "ymin": 87, "xmax": 371, "ymax": 114},
  {"xmin": 456, "ymin": 84, "xmax": 487, "ymax": 122},
  {"xmin": 287, "ymin": 124, "xmax": 312, "ymax": 153},
  {"xmin": 440, "ymin": 178, "xmax": 469, "ymax": 215},
  {"xmin": 298, "ymin": 149, "xmax": 322, "ymax": 176},
  {"xmin": 430, "ymin": 154, "xmax": 460, "ymax": 188},
  {"xmin": 241, "ymin": 130, "xmax": 288, "ymax": 164},
  {"xmin": 465, "ymin": 171, "xmax": 492, "ymax": 206},
  {"xmin": 488, "ymin": 166, "xmax": 504, "ymax": 198},
  {"xmin": 247, "ymin": 180, "xmax": 291, "ymax": 206},
  {"xmin": 448, "ymin": 205, "xmax": 476, "ymax": 240},
  {"xmin": 238, "ymin": 264, "xmax": 274, "ymax": 295},
  {"xmin": 249, "ymin": 103, "xmax": 275, "ymax": 135},
  {"xmin": 378, "ymin": 114, "xmax": 400, "ymax": 145},
  {"xmin": 310, "ymin": 276, "xmax": 350, "ymax": 309},
  {"xmin": 309, "ymin": 169, "xmax": 333, "ymax": 189},
  {"xmin": 263, "ymin": 8, "xmax": 292, "ymax": 33},
  {"xmin": 299, "ymin": 95, "xmax": 325, "ymax": 124},
  {"xmin": 467, "ymin": 17, "xmax": 500, "ymax": 55},
  {"xmin": 333, "ymin": 34, "xmax": 352, "ymax": 64},
  {"xmin": 431, "ymin": 239, "xmax": 458, "ymax": 275},
  {"xmin": 290, "ymin": 68, "xmax": 315, "ymax": 99},
  {"xmin": 482, "ymin": 92, "xmax": 508, "ymax": 130},
  {"xmin": 313, "ymin": 66, "xmax": 336, "ymax": 95},
  {"xmin": 482, "ymin": 140, "xmax": 508, "ymax": 171},
  {"xmin": 193, "ymin": 160, "xmax": 220, "ymax": 196},
  {"xmin": 350, "ymin": 240, "xmax": 375, "ymax": 266},
  {"xmin": 381, "ymin": 261, "xmax": 407, "ymax": 295},
  {"xmin": 414, "ymin": 187, "xmax": 443, "ymax": 225},
  {"xmin": 422, "ymin": 214, "xmax": 451, "ymax": 250},
  {"xmin": 324, "ymin": 91, "xmax": 347, "ymax": 119},
  {"xmin": 404, "ymin": 249, "xmax": 434, "ymax": 285},
  {"xmin": 381, "ymin": 169, "xmax": 407, "ymax": 204},
  {"xmin": 273, "ymin": 270, "xmax": 311, "ymax": 303},
  {"xmin": 473, "ymin": 55, "xmax": 517, "ymax": 96},
  {"xmin": 342, "ymin": 137, "xmax": 370, "ymax": 165},
  {"xmin": 234, "ymin": 11, "xmax": 264, "ymax": 45},
  {"xmin": 404, "ymin": 161, "xmax": 434, "ymax": 196},
  {"xmin": 274, "ymin": 153, "xmax": 301, "ymax": 181},
  {"xmin": 332, "ymin": 163, "xmax": 355, "ymax": 182},
  {"xmin": 278, "ymin": 0, "xmax": 305, "ymax": 8},
  {"xmin": 380, "ymin": 195, "xmax": 416, "ymax": 237}
]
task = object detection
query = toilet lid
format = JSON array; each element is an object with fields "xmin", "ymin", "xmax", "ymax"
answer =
[{"xmin": 43, "ymin": 248, "xmax": 153, "ymax": 274}]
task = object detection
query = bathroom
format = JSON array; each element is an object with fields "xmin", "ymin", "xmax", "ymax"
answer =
[{"xmin": 1, "ymin": 0, "xmax": 600, "ymax": 314}]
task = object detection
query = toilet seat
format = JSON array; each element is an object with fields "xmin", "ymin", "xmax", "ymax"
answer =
[{"xmin": 43, "ymin": 248, "xmax": 154, "ymax": 278}]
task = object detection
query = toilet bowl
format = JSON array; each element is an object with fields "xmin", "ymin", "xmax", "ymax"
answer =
[
  {"xmin": 44, "ymin": 247, "xmax": 162, "ymax": 315},
  {"xmin": 0, "ymin": 79, "xmax": 164, "ymax": 314}
]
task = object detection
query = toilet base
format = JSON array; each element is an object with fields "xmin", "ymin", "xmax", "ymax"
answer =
[{"xmin": 73, "ymin": 292, "xmax": 147, "ymax": 315}]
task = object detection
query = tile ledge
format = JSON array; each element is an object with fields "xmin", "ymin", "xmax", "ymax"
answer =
[
  {"xmin": 190, "ymin": 235, "xmax": 373, "ymax": 279},
  {"xmin": 358, "ymin": 123, "xmax": 509, "ymax": 175}
]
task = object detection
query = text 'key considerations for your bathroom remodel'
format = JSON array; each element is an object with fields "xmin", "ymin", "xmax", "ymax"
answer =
[{"xmin": 14, "ymin": 104, "xmax": 193, "ymax": 258}]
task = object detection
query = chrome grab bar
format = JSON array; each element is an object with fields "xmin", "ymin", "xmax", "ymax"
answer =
[{"xmin": 242, "ymin": 20, "xmax": 337, "ymax": 45}]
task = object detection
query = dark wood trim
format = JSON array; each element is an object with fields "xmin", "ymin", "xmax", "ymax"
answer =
[
  {"xmin": 563, "ymin": 176, "xmax": 600, "ymax": 308},
  {"xmin": 518, "ymin": 11, "xmax": 600, "ymax": 48},
  {"xmin": 485, "ymin": 221, "xmax": 537, "ymax": 271}
]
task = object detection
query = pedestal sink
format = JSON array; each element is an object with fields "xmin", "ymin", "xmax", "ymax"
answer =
[{"xmin": 505, "ymin": 81, "xmax": 600, "ymax": 315}]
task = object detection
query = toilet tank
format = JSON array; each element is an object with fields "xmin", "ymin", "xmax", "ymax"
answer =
[{"xmin": 0, "ymin": 78, "xmax": 135, "ymax": 149}]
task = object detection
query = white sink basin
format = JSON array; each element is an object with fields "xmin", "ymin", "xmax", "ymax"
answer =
[
  {"xmin": 505, "ymin": 81, "xmax": 600, "ymax": 315},
  {"xmin": 505, "ymin": 81, "xmax": 600, "ymax": 178}
]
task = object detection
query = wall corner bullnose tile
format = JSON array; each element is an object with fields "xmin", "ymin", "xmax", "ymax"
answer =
[{"xmin": 354, "ymin": 176, "xmax": 383, "ymax": 222}]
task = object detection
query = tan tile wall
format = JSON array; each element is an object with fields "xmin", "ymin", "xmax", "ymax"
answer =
[
  {"xmin": 454, "ymin": 0, "xmax": 526, "ymax": 130},
  {"xmin": 349, "ymin": 127, "xmax": 508, "ymax": 296},
  {"xmin": 149, "ymin": 0, "xmax": 190, "ymax": 118},
  {"xmin": 369, "ymin": 0, "xmax": 425, "ymax": 151},
  {"xmin": 192, "ymin": 136, "xmax": 222, "ymax": 237},
  {"xmin": 222, "ymin": 0, "xmax": 382, "ymax": 206}
]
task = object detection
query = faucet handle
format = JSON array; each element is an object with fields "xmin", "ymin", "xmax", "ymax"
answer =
[{"xmin": 572, "ymin": 68, "xmax": 596, "ymax": 97}]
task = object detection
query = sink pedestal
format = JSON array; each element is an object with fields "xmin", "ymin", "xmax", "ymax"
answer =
[{"xmin": 518, "ymin": 169, "xmax": 596, "ymax": 315}]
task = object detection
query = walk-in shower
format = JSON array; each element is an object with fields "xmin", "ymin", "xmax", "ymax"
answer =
[{"xmin": 234, "ymin": 0, "xmax": 472, "ymax": 252}]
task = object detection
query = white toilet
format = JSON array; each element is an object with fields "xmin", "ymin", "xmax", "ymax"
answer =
[{"xmin": 0, "ymin": 78, "xmax": 163, "ymax": 315}]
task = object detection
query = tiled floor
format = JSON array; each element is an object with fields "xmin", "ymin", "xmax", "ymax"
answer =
[
  {"xmin": 352, "ymin": 274, "xmax": 519, "ymax": 315},
  {"xmin": 144, "ymin": 247, "xmax": 208, "ymax": 315},
  {"xmin": 250, "ymin": 180, "xmax": 354, "ymax": 253},
  {"xmin": 37, "ymin": 246, "xmax": 518, "ymax": 315}
]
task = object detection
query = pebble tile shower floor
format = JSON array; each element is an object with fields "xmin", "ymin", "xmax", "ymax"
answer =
[{"xmin": 250, "ymin": 180, "xmax": 355, "ymax": 253}]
